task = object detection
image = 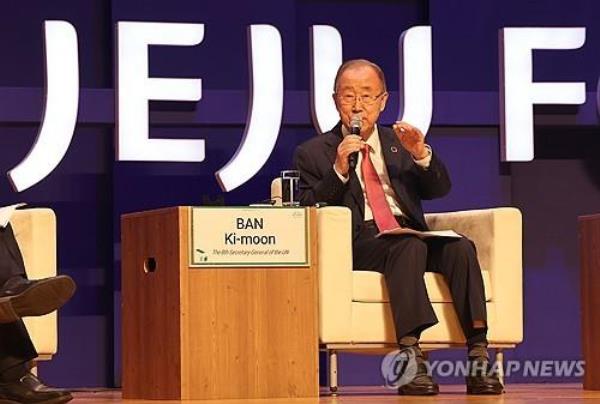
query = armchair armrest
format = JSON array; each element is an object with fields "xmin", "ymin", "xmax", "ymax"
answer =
[
  {"xmin": 271, "ymin": 178, "xmax": 283, "ymax": 206},
  {"xmin": 271, "ymin": 178, "xmax": 355, "ymax": 343},
  {"xmin": 425, "ymin": 207, "xmax": 523, "ymax": 343},
  {"xmin": 10, "ymin": 208, "xmax": 58, "ymax": 355},
  {"xmin": 11, "ymin": 208, "xmax": 57, "ymax": 280},
  {"xmin": 316, "ymin": 207, "xmax": 353, "ymax": 343}
]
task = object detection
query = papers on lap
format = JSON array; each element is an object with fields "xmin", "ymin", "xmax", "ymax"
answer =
[
  {"xmin": 0, "ymin": 203, "xmax": 27, "ymax": 228},
  {"xmin": 376, "ymin": 227, "xmax": 462, "ymax": 239}
]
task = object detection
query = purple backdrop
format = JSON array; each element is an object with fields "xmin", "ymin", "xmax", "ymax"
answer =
[{"xmin": 0, "ymin": 0, "xmax": 598, "ymax": 387}]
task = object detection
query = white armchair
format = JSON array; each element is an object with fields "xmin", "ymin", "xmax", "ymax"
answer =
[
  {"xmin": 10, "ymin": 209, "xmax": 58, "ymax": 363},
  {"xmin": 271, "ymin": 179, "xmax": 523, "ymax": 392}
]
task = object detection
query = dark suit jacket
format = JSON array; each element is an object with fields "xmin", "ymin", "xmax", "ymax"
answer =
[
  {"xmin": 293, "ymin": 123, "xmax": 451, "ymax": 239},
  {"xmin": 0, "ymin": 223, "xmax": 26, "ymax": 283}
]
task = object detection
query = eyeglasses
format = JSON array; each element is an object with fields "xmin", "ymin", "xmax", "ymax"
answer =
[{"xmin": 336, "ymin": 92, "xmax": 386, "ymax": 106}]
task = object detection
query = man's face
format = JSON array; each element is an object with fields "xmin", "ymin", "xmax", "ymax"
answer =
[{"xmin": 333, "ymin": 65, "xmax": 388, "ymax": 139}]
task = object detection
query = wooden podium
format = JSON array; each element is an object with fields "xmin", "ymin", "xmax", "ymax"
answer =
[
  {"xmin": 580, "ymin": 213, "xmax": 600, "ymax": 390},
  {"xmin": 121, "ymin": 206, "xmax": 319, "ymax": 400}
]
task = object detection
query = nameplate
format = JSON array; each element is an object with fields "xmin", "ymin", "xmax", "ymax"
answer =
[{"xmin": 189, "ymin": 207, "xmax": 310, "ymax": 267}]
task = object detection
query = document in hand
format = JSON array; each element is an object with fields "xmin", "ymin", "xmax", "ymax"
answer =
[
  {"xmin": 376, "ymin": 227, "xmax": 462, "ymax": 239},
  {"xmin": 0, "ymin": 203, "xmax": 27, "ymax": 228}
]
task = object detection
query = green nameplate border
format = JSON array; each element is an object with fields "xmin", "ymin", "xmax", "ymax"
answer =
[{"xmin": 190, "ymin": 206, "xmax": 310, "ymax": 267}]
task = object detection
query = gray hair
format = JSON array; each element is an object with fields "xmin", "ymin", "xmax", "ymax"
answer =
[{"xmin": 333, "ymin": 59, "xmax": 387, "ymax": 93}]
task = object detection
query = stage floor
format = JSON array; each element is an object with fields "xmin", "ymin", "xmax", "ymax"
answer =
[{"xmin": 71, "ymin": 384, "xmax": 600, "ymax": 403}]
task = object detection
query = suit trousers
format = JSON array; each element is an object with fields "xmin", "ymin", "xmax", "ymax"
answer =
[
  {"xmin": 0, "ymin": 224, "xmax": 37, "ymax": 374},
  {"xmin": 353, "ymin": 220, "xmax": 487, "ymax": 344}
]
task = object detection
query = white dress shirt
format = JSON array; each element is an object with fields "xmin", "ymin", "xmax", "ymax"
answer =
[{"xmin": 334, "ymin": 125, "xmax": 432, "ymax": 221}]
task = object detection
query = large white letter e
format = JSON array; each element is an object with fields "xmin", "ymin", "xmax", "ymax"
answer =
[{"xmin": 116, "ymin": 21, "xmax": 205, "ymax": 162}]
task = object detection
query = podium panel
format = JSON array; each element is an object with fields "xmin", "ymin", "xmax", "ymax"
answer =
[
  {"xmin": 121, "ymin": 206, "xmax": 319, "ymax": 400},
  {"xmin": 580, "ymin": 214, "xmax": 600, "ymax": 390}
]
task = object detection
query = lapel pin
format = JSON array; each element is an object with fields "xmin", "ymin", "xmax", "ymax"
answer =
[{"xmin": 390, "ymin": 146, "xmax": 398, "ymax": 153}]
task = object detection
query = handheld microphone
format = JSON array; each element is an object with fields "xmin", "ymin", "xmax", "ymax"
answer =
[{"xmin": 348, "ymin": 114, "xmax": 362, "ymax": 169}]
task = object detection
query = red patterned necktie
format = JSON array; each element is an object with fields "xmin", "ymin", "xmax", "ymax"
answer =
[{"xmin": 361, "ymin": 146, "xmax": 401, "ymax": 232}]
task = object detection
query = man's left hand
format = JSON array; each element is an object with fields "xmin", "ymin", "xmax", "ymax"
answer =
[{"xmin": 393, "ymin": 121, "xmax": 429, "ymax": 160}]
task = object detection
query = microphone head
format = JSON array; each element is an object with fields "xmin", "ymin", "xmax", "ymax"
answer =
[{"xmin": 350, "ymin": 114, "xmax": 362, "ymax": 131}]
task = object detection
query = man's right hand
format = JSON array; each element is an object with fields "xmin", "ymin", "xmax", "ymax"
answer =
[{"xmin": 334, "ymin": 135, "xmax": 365, "ymax": 177}]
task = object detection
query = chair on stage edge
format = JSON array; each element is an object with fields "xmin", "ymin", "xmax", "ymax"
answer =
[{"xmin": 271, "ymin": 178, "xmax": 523, "ymax": 393}]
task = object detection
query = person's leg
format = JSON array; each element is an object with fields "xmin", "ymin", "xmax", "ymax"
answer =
[
  {"xmin": 425, "ymin": 237, "xmax": 487, "ymax": 347},
  {"xmin": 0, "ymin": 224, "xmax": 37, "ymax": 377},
  {"xmin": 353, "ymin": 222, "xmax": 438, "ymax": 395},
  {"xmin": 425, "ymin": 236, "xmax": 503, "ymax": 394},
  {"xmin": 0, "ymin": 223, "xmax": 76, "ymax": 324},
  {"xmin": 0, "ymin": 321, "xmax": 37, "ymax": 381},
  {"xmin": 0, "ymin": 224, "xmax": 73, "ymax": 403}
]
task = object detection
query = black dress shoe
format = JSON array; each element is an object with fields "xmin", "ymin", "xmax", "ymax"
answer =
[
  {"xmin": 0, "ymin": 372, "xmax": 72, "ymax": 404},
  {"xmin": 0, "ymin": 276, "xmax": 76, "ymax": 323},
  {"xmin": 396, "ymin": 346, "xmax": 439, "ymax": 396},
  {"xmin": 465, "ymin": 358, "xmax": 504, "ymax": 395}
]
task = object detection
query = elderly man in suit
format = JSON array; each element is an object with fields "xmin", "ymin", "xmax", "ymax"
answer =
[
  {"xmin": 293, "ymin": 59, "xmax": 503, "ymax": 395},
  {"xmin": 0, "ymin": 222, "xmax": 75, "ymax": 404}
]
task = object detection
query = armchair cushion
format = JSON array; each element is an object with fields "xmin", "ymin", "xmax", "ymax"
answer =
[{"xmin": 352, "ymin": 270, "xmax": 492, "ymax": 303}]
